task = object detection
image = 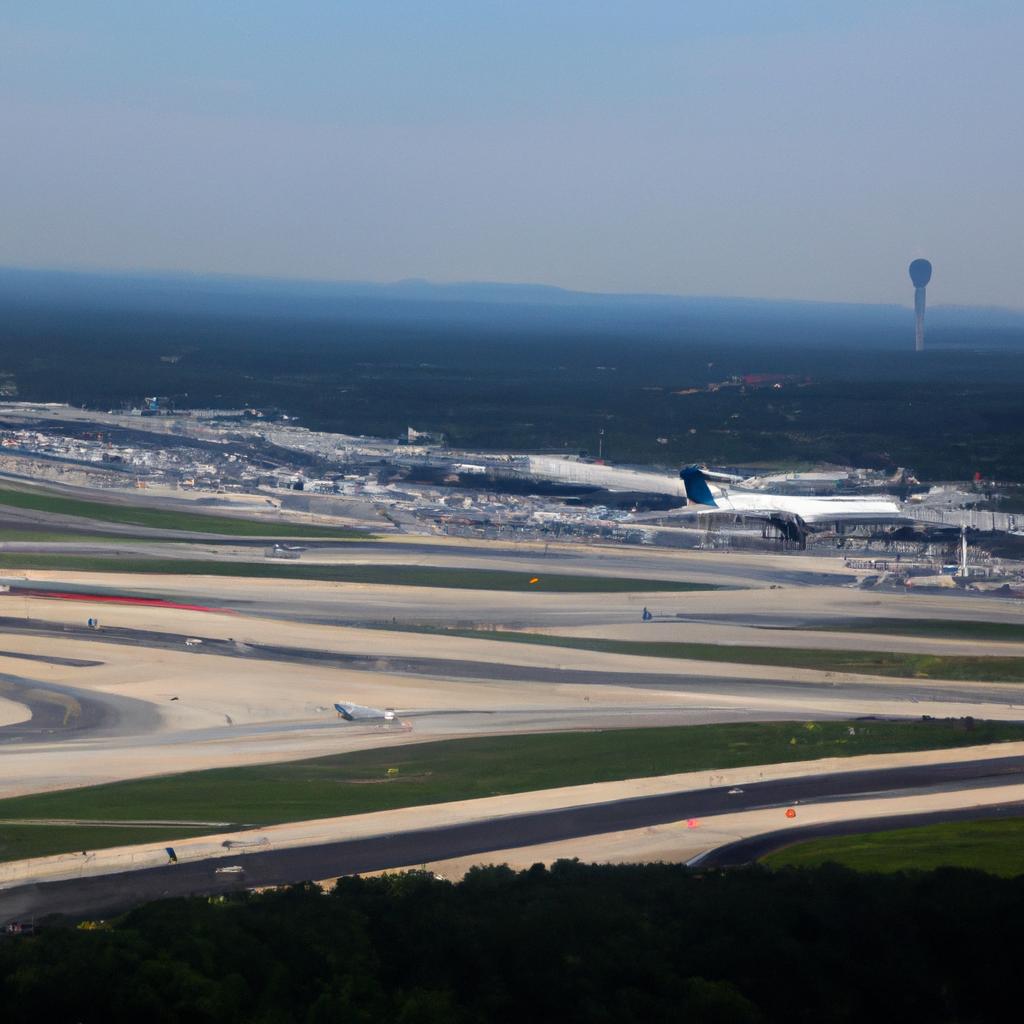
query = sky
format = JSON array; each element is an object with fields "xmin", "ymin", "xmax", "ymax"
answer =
[{"xmin": 1, "ymin": 2, "xmax": 1021, "ymax": 306}]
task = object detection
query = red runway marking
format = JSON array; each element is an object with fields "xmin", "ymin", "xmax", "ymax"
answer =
[{"xmin": 11, "ymin": 589, "xmax": 228, "ymax": 613}]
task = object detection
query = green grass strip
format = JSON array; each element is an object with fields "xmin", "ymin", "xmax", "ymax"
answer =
[
  {"xmin": 0, "ymin": 485, "xmax": 366, "ymax": 538},
  {"xmin": 0, "ymin": 553, "xmax": 712, "ymax": 592},
  {"xmin": 762, "ymin": 817, "xmax": 1024, "ymax": 877},
  {"xmin": 2, "ymin": 721, "xmax": 1022, "ymax": 862},
  {"xmin": 394, "ymin": 626, "xmax": 1024, "ymax": 682},
  {"xmin": 802, "ymin": 618, "xmax": 1024, "ymax": 644},
  {"xmin": 0, "ymin": 531, "xmax": 137, "ymax": 543},
  {"xmin": 0, "ymin": 528, "xmax": 214, "ymax": 544},
  {"xmin": 0, "ymin": 825, "xmax": 216, "ymax": 864}
]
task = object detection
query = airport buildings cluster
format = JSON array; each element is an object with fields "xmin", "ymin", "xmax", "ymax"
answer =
[{"xmin": 1, "ymin": 401, "xmax": 1022, "ymax": 586}]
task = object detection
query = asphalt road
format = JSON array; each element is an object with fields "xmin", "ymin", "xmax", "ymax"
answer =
[
  {"xmin": 693, "ymin": 802, "xmax": 1024, "ymax": 869},
  {"xmin": 0, "ymin": 673, "xmax": 160, "ymax": 744},
  {"xmin": 4, "ymin": 754, "xmax": 1024, "ymax": 925}
]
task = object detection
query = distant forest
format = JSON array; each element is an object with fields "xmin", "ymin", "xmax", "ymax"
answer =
[
  {"xmin": 2, "ymin": 269, "xmax": 1023, "ymax": 481},
  {"xmin": 2, "ymin": 862, "xmax": 1023, "ymax": 1023}
]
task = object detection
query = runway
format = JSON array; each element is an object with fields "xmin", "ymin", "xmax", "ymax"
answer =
[
  {"xmin": 4, "ymin": 754, "xmax": 1024, "ymax": 924},
  {"xmin": 5, "ymin": 614, "xmax": 1018, "ymax": 707},
  {"xmin": 0, "ymin": 531, "xmax": 1022, "ymax": 906},
  {"xmin": 1, "ymin": 555, "xmax": 1024, "ymax": 801},
  {"xmin": 2, "ymin": 606, "xmax": 1023, "ymax": 807}
]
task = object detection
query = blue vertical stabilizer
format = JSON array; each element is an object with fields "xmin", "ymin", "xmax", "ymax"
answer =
[{"xmin": 679, "ymin": 465, "xmax": 718, "ymax": 507}]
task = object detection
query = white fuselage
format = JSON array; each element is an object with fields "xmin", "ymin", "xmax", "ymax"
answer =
[{"xmin": 700, "ymin": 484, "xmax": 903, "ymax": 523}]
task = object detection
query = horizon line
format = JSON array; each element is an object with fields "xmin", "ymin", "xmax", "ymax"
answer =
[{"xmin": 1, "ymin": 262, "xmax": 1022, "ymax": 316}]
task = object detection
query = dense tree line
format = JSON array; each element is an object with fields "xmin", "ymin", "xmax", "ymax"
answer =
[
  {"xmin": 2, "ymin": 861, "xmax": 1022, "ymax": 1022},
  {"xmin": 3, "ymin": 298, "xmax": 1024, "ymax": 481}
]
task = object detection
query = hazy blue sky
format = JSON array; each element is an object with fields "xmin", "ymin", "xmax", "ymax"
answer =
[{"xmin": 1, "ymin": 2, "xmax": 1021, "ymax": 305}]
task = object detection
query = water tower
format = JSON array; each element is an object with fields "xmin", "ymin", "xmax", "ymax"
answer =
[{"xmin": 909, "ymin": 258, "xmax": 932, "ymax": 352}]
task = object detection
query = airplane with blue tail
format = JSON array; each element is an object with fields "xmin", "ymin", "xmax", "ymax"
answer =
[{"xmin": 676, "ymin": 465, "xmax": 905, "ymax": 546}]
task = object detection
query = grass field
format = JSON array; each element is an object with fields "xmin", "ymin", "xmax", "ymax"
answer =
[
  {"xmin": 2, "ymin": 720, "xmax": 1022, "ymax": 862},
  {"xmin": 0, "ymin": 553, "xmax": 713, "ymax": 592},
  {"xmin": 762, "ymin": 818, "xmax": 1024, "ymax": 876},
  {"xmin": 802, "ymin": 618, "xmax": 1024, "ymax": 643},
  {"xmin": 0, "ymin": 486, "xmax": 366, "ymax": 538},
  {"xmin": 0, "ymin": 529, "xmax": 197, "ymax": 545},
  {"xmin": 0, "ymin": 824, "xmax": 217, "ymax": 863},
  {"xmin": 389, "ymin": 626, "xmax": 1024, "ymax": 682},
  {"xmin": 0, "ymin": 530, "xmax": 138, "ymax": 543}
]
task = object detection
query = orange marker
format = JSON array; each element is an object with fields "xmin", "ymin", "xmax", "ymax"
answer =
[
  {"xmin": 529, "ymin": 577, "xmax": 540, "ymax": 584},
  {"xmin": 785, "ymin": 808, "xmax": 797, "ymax": 819}
]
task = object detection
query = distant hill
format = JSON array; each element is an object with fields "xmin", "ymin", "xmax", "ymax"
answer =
[{"xmin": 2, "ymin": 266, "xmax": 1022, "ymax": 342}]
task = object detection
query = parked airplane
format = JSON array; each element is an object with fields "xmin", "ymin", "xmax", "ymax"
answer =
[{"xmin": 676, "ymin": 465, "xmax": 906, "ymax": 546}]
